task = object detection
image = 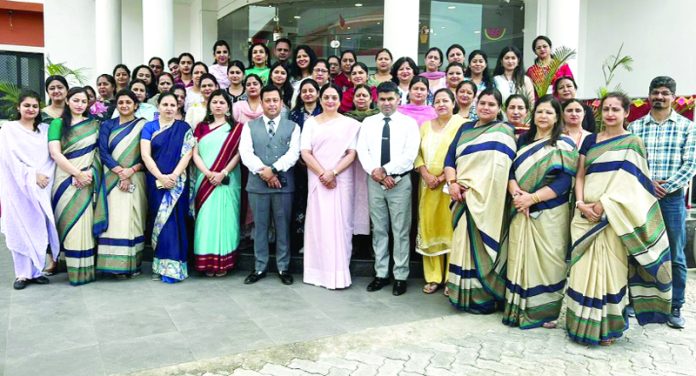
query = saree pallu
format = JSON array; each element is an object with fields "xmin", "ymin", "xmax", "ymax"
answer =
[
  {"xmin": 447, "ymin": 121, "xmax": 516, "ymax": 313},
  {"xmin": 415, "ymin": 115, "xmax": 464, "ymax": 257},
  {"xmin": 51, "ymin": 118, "xmax": 104, "ymax": 286},
  {"xmin": 146, "ymin": 120, "xmax": 195, "ymax": 282},
  {"xmin": 193, "ymin": 123, "xmax": 243, "ymax": 273},
  {"xmin": 303, "ymin": 117, "xmax": 361, "ymax": 289},
  {"xmin": 502, "ymin": 136, "xmax": 578, "ymax": 329},
  {"xmin": 566, "ymin": 134, "xmax": 672, "ymax": 345},
  {"xmin": 96, "ymin": 118, "xmax": 147, "ymax": 275}
]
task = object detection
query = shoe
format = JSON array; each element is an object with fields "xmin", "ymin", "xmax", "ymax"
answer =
[
  {"xmin": 625, "ymin": 305, "xmax": 636, "ymax": 318},
  {"xmin": 667, "ymin": 308, "xmax": 685, "ymax": 329},
  {"xmin": 422, "ymin": 282, "xmax": 440, "ymax": 294},
  {"xmin": 392, "ymin": 280, "xmax": 407, "ymax": 296},
  {"xmin": 366, "ymin": 277, "xmax": 390, "ymax": 292},
  {"xmin": 278, "ymin": 271, "xmax": 294, "ymax": 285},
  {"xmin": 13, "ymin": 279, "xmax": 28, "ymax": 290},
  {"xmin": 244, "ymin": 271, "xmax": 267, "ymax": 284},
  {"xmin": 31, "ymin": 276, "xmax": 50, "ymax": 285}
]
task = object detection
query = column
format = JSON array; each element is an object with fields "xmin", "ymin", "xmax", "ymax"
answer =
[
  {"xmin": 546, "ymin": 0, "xmax": 580, "ymax": 74},
  {"xmin": 95, "ymin": 0, "xmax": 122, "ymax": 75},
  {"xmin": 383, "ymin": 0, "xmax": 419, "ymax": 61},
  {"xmin": 142, "ymin": 0, "xmax": 174, "ymax": 61},
  {"xmin": 189, "ymin": 0, "xmax": 218, "ymax": 62}
]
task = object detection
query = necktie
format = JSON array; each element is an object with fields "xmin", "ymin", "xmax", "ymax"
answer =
[
  {"xmin": 267, "ymin": 119, "xmax": 275, "ymax": 137},
  {"xmin": 380, "ymin": 117, "xmax": 391, "ymax": 166}
]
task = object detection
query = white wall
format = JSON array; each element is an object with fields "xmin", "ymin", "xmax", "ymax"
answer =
[
  {"xmin": 43, "ymin": 0, "xmax": 96, "ymax": 86},
  {"xmin": 121, "ymin": 0, "xmax": 144, "ymax": 69},
  {"xmin": 174, "ymin": 1, "xmax": 192, "ymax": 56},
  {"xmin": 578, "ymin": 0, "xmax": 696, "ymax": 98}
]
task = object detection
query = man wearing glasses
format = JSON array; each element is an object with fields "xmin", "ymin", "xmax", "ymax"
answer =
[{"xmin": 629, "ymin": 76, "xmax": 696, "ymax": 329}]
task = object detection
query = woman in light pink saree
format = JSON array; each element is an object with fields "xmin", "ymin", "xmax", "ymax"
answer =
[{"xmin": 300, "ymin": 83, "xmax": 363, "ymax": 289}]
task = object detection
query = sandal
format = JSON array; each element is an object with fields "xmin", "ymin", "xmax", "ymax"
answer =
[
  {"xmin": 599, "ymin": 338, "xmax": 615, "ymax": 346},
  {"xmin": 215, "ymin": 271, "xmax": 228, "ymax": 277},
  {"xmin": 205, "ymin": 272, "xmax": 215, "ymax": 277},
  {"xmin": 542, "ymin": 321, "xmax": 557, "ymax": 329},
  {"xmin": 443, "ymin": 286, "xmax": 450, "ymax": 297},
  {"xmin": 422, "ymin": 282, "xmax": 440, "ymax": 294}
]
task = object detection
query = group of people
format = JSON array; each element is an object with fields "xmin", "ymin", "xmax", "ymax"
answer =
[{"xmin": 1, "ymin": 35, "xmax": 693, "ymax": 347}]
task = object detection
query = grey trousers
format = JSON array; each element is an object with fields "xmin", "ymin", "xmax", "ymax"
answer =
[
  {"xmin": 367, "ymin": 177, "xmax": 412, "ymax": 280},
  {"xmin": 248, "ymin": 192, "xmax": 293, "ymax": 272}
]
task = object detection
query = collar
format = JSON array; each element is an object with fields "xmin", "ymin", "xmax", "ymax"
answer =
[
  {"xmin": 262, "ymin": 114, "xmax": 281, "ymax": 125},
  {"xmin": 648, "ymin": 109, "xmax": 679, "ymax": 125}
]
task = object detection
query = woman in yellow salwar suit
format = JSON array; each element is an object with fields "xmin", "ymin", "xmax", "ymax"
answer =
[
  {"xmin": 567, "ymin": 93, "xmax": 672, "ymax": 346},
  {"xmin": 443, "ymin": 88, "xmax": 516, "ymax": 313},
  {"xmin": 415, "ymin": 89, "xmax": 465, "ymax": 294}
]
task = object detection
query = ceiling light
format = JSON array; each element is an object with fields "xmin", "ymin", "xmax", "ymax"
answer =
[
  {"xmin": 355, "ymin": 3, "xmax": 363, "ymax": 6},
  {"xmin": 294, "ymin": 15, "xmax": 301, "ymax": 19},
  {"xmin": 346, "ymin": 37, "xmax": 352, "ymax": 40},
  {"xmin": 448, "ymin": 6, "xmax": 456, "ymax": 9}
]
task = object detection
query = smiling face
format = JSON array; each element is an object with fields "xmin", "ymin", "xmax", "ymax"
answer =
[
  {"xmin": 533, "ymin": 101, "xmax": 557, "ymax": 135},
  {"xmin": 555, "ymin": 78, "xmax": 576, "ymax": 101},
  {"xmin": 296, "ymin": 49, "xmax": 310, "ymax": 70},
  {"xmin": 200, "ymin": 78, "xmax": 218, "ymax": 99},
  {"xmin": 116, "ymin": 94, "xmax": 137, "ymax": 117},
  {"xmin": 352, "ymin": 87, "xmax": 372, "ymax": 111},
  {"xmin": 563, "ymin": 101, "xmax": 584, "ymax": 126},
  {"xmin": 158, "ymin": 95, "xmax": 178, "ymax": 120},
  {"xmin": 456, "ymin": 83, "xmax": 475, "ymax": 107},
  {"xmin": 320, "ymin": 87, "xmax": 341, "ymax": 113},
  {"xmin": 469, "ymin": 54, "xmax": 486, "ymax": 75},
  {"xmin": 17, "ymin": 97, "xmax": 40, "ymax": 122},
  {"xmin": 114, "ymin": 68, "xmax": 130, "ymax": 87},
  {"xmin": 350, "ymin": 65, "xmax": 367, "ymax": 85},
  {"xmin": 300, "ymin": 83, "xmax": 318, "ymax": 105},
  {"xmin": 447, "ymin": 47, "xmax": 465, "ymax": 64},
  {"xmin": 476, "ymin": 94, "xmax": 500, "ymax": 123},
  {"xmin": 227, "ymin": 65, "xmax": 244, "ymax": 86},
  {"xmin": 601, "ymin": 97, "xmax": 628, "ymax": 128},
  {"xmin": 506, "ymin": 98, "xmax": 528, "ymax": 125},
  {"xmin": 502, "ymin": 51, "xmax": 519, "ymax": 72},
  {"xmin": 649, "ymin": 85, "xmax": 674, "ymax": 110},
  {"xmin": 68, "ymin": 92, "xmax": 89, "ymax": 116},
  {"xmin": 270, "ymin": 66, "xmax": 288, "ymax": 87},
  {"xmin": 214, "ymin": 45, "xmax": 229, "ymax": 65},
  {"xmin": 433, "ymin": 91, "xmax": 454, "ymax": 118},
  {"xmin": 446, "ymin": 66, "xmax": 464, "ymax": 89},
  {"xmin": 534, "ymin": 39, "xmax": 551, "ymax": 60},
  {"xmin": 169, "ymin": 62, "xmax": 179, "ymax": 77},
  {"xmin": 397, "ymin": 62, "xmax": 414, "ymax": 84}
]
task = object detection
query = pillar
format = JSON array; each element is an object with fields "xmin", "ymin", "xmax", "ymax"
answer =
[
  {"xmin": 383, "ymin": 0, "xmax": 419, "ymax": 61},
  {"xmin": 142, "ymin": 0, "xmax": 174, "ymax": 62},
  {"xmin": 95, "ymin": 0, "xmax": 122, "ymax": 76},
  {"xmin": 546, "ymin": 0, "xmax": 580, "ymax": 75}
]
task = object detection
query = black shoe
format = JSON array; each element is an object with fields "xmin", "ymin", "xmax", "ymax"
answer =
[
  {"xmin": 244, "ymin": 271, "xmax": 267, "ymax": 284},
  {"xmin": 667, "ymin": 307, "xmax": 685, "ymax": 329},
  {"xmin": 393, "ymin": 280, "xmax": 407, "ymax": 296},
  {"xmin": 31, "ymin": 276, "xmax": 50, "ymax": 285},
  {"xmin": 13, "ymin": 279, "xmax": 28, "ymax": 290},
  {"xmin": 366, "ymin": 277, "xmax": 390, "ymax": 292},
  {"xmin": 278, "ymin": 271, "xmax": 294, "ymax": 285}
]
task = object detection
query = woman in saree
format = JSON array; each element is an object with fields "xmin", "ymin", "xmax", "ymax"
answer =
[
  {"xmin": 505, "ymin": 94, "xmax": 530, "ymax": 135},
  {"xmin": 455, "ymin": 80, "xmax": 478, "ymax": 122},
  {"xmin": 96, "ymin": 89, "xmax": 148, "ymax": 278},
  {"xmin": 444, "ymin": 88, "xmax": 516, "ymax": 311},
  {"xmin": 192, "ymin": 90, "xmax": 243, "ymax": 277},
  {"xmin": 48, "ymin": 87, "xmax": 104, "ymax": 286},
  {"xmin": 415, "ymin": 88, "xmax": 464, "ymax": 294},
  {"xmin": 0, "ymin": 91, "xmax": 59, "ymax": 289},
  {"xmin": 140, "ymin": 92, "xmax": 195, "ymax": 283},
  {"xmin": 300, "ymin": 83, "xmax": 362, "ymax": 289},
  {"xmin": 566, "ymin": 93, "xmax": 671, "ymax": 346},
  {"xmin": 562, "ymin": 98, "xmax": 592, "ymax": 148},
  {"xmin": 502, "ymin": 95, "xmax": 578, "ymax": 329}
]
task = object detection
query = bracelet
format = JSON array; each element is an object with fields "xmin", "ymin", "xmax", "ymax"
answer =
[
  {"xmin": 532, "ymin": 193, "xmax": 541, "ymax": 204},
  {"xmin": 575, "ymin": 200, "xmax": 584, "ymax": 208},
  {"xmin": 333, "ymin": 169, "xmax": 339, "ymax": 177},
  {"xmin": 221, "ymin": 169, "xmax": 229, "ymax": 177}
]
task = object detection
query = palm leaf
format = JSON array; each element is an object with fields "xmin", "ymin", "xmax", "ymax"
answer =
[
  {"xmin": 45, "ymin": 57, "xmax": 88, "ymax": 86},
  {"xmin": 532, "ymin": 46, "xmax": 576, "ymax": 98},
  {"xmin": 0, "ymin": 81, "xmax": 22, "ymax": 119}
]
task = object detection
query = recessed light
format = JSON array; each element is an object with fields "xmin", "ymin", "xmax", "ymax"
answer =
[
  {"xmin": 474, "ymin": 30, "xmax": 481, "ymax": 34},
  {"xmin": 441, "ymin": 26, "xmax": 446, "ymax": 29},
  {"xmin": 355, "ymin": 3, "xmax": 363, "ymax": 6},
  {"xmin": 346, "ymin": 37, "xmax": 352, "ymax": 40},
  {"xmin": 448, "ymin": 6, "xmax": 456, "ymax": 9},
  {"xmin": 294, "ymin": 15, "xmax": 301, "ymax": 19},
  {"xmin": 347, "ymin": 26, "xmax": 351, "ymax": 29}
]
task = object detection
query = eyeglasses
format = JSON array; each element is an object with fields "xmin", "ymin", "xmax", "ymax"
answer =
[
  {"xmin": 650, "ymin": 90, "xmax": 672, "ymax": 97},
  {"xmin": 313, "ymin": 68, "xmax": 328, "ymax": 73}
]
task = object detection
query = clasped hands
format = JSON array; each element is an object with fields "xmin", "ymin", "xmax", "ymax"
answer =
[
  {"xmin": 259, "ymin": 166, "xmax": 282, "ymax": 189},
  {"xmin": 318, "ymin": 169, "xmax": 337, "ymax": 189},
  {"xmin": 204, "ymin": 170, "xmax": 226, "ymax": 187},
  {"xmin": 71, "ymin": 170, "xmax": 93, "ymax": 189},
  {"xmin": 156, "ymin": 172, "xmax": 178, "ymax": 190},
  {"xmin": 577, "ymin": 201, "xmax": 604, "ymax": 222},
  {"xmin": 511, "ymin": 187, "xmax": 534, "ymax": 217},
  {"xmin": 114, "ymin": 166, "xmax": 137, "ymax": 191},
  {"xmin": 35, "ymin": 173, "xmax": 50, "ymax": 189},
  {"xmin": 419, "ymin": 168, "xmax": 443, "ymax": 190},
  {"xmin": 371, "ymin": 167, "xmax": 396, "ymax": 189}
]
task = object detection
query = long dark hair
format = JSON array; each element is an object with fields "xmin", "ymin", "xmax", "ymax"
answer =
[
  {"xmin": 290, "ymin": 45, "xmax": 317, "ymax": 80},
  {"xmin": 112, "ymin": 64, "xmax": 131, "ymax": 81},
  {"xmin": 269, "ymin": 61, "xmax": 293, "ymax": 108},
  {"xmin": 44, "ymin": 75, "xmax": 69, "ymax": 105},
  {"xmin": 247, "ymin": 43, "xmax": 270, "ymax": 69},
  {"xmin": 408, "ymin": 76, "xmax": 429, "ymax": 104},
  {"xmin": 60, "ymin": 87, "xmax": 90, "ymax": 138},
  {"xmin": 96, "ymin": 74, "xmax": 117, "ymax": 98},
  {"xmin": 525, "ymin": 94, "xmax": 563, "ymax": 146},
  {"xmin": 128, "ymin": 79, "xmax": 148, "ymax": 103},
  {"xmin": 532, "ymin": 35, "xmax": 553, "ymax": 63},
  {"xmin": 390, "ymin": 57, "xmax": 419, "ymax": 85},
  {"xmin": 17, "ymin": 90, "xmax": 42, "ymax": 131},
  {"xmin": 493, "ymin": 46, "xmax": 527, "ymax": 93},
  {"xmin": 432, "ymin": 87, "xmax": 459, "ymax": 114},
  {"xmin": 204, "ymin": 89, "xmax": 233, "ymax": 124},
  {"xmin": 292, "ymin": 78, "xmax": 321, "ymax": 113},
  {"xmin": 465, "ymin": 50, "xmax": 493, "ymax": 89},
  {"xmin": 113, "ymin": 89, "xmax": 140, "ymax": 117},
  {"xmin": 132, "ymin": 64, "xmax": 157, "ymax": 98}
]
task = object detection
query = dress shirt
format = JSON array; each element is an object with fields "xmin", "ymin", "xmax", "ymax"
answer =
[
  {"xmin": 356, "ymin": 110, "xmax": 420, "ymax": 175},
  {"xmin": 628, "ymin": 110, "xmax": 696, "ymax": 193},
  {"xmin": 239, "ymin": 114, "xmax": 301, "ymax": 175}
]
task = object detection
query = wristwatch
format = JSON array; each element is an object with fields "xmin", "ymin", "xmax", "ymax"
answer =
[
  {"xmin": 333, "ymin": 169, "xmax": 339, "ymax": 177},
  {"xmin": 270, "ymin": 166, "xmax": 279, "ymax": 175},
  {"xmin": 447, "ymin": 179, "xmax": 457, "ymax": 185}
]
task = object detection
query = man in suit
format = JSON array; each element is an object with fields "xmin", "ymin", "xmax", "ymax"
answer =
[
  {"xmin": 239, "ymin": 86, "xmax": 300, "ymax": 285},
  {"xmin": 356, "ymin": 81, "xmax": 420, "ymax": 296}
]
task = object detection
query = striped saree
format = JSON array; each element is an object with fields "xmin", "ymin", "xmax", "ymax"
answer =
[
  {"xmin": 447, "ymin": 121, "xmax": 517, "ymax": 313},
  {"xmin": 51, "ymin": 118, "xmax": 104, "ymax": 286},
  {"xmin": 502, "ymin": 136, "xmax": 578, "ymax": 328},
  {"xmin": 96, "ymin": 118, "xmax": 148, "ymax": 275},
  {"xmin": 566, "ymin": 134, "xmax": 672, "ymax": 345}
]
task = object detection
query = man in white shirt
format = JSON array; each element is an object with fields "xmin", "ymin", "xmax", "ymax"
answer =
[
  {"xmin": 356, "ymin": 81, "xmax": 420, "ymax": 296},
  {"xmin": 239, "ymin": 86, "xmax": 300, "ymax": 285}
]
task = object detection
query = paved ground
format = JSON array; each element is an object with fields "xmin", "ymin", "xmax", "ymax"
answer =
[{"xmin": 1, "ymin": 233, "xmax": 695, "ymax": 376}]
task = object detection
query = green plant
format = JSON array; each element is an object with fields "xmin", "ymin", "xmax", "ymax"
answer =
[
  {"xmin": 593, "ymin": 44, "xmax": 634, "ymax": 130},
  {"xmin": 45, "ymin": 57, "xmax": 88, "ymax": 86},
  {"xmin": 531, "ymin": 46, "xmax": 576, "ymax": 98},
  {"xmin": 0, "ymin": 81, "xmax": 21, "ymax": 119}
]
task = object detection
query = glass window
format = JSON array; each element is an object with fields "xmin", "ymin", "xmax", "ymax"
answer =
[{"xmin": 218, "ymin": 0, "xmax": 385, "ymax": 68}]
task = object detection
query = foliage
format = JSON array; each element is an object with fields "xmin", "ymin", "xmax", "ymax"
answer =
[
  {"xmin": 592, "ymin": 44, "xmax": 634, "ymax": 130},
  {"xmin": 531, "ymin": 46, "xmax": 576, "ymax": 98},
  {"xmin": 0, "ymin": 82, "xmax": 21, "ymax": 120},
  {"xmin": 45, "ymin": 57, "xmax": 88, "ymax": 86}
]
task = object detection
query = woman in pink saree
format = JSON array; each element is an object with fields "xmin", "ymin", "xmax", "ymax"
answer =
[{"xmin": 300, "ymin": 83, "xmax": 363, "ymax": 289}]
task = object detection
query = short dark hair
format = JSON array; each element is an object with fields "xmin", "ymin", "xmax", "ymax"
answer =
[
  {"xmin": 212, "ymin": 40, "xmax": 230, "ymax": 53},
  {"xmin": 426, "ymin": 47, "xmax": 444, "ymax": 66},
  {"xmin": 260, "ymin": 85, "xmax": 281, "ymax": 100},
  {"xmin": 114, "ymin": 89, "xmax": 140, "ymax": 113},
  {"xmin": 390, "ymin": 57, "xmax": 420, "ymax": 84},
  {"xmin": 168, "ymin": 57, "xmax": 179, "ymax": 65},
  {"xmin": 377, "ymin": 81, "xmax": 399, "ymax": 95},
  {"xmin": 433, "ymin": 88, "xmax": 459, "ymax": 114},
  {"xmin": 553, "ymin": 76, "xmax": 577, "ymax": 94},
  {"xmin": 275, "ymin": 38, "xmax": 291, "ymax": 48},
  {"xmin": 505, "ymin": 93, "xmax": 529, "ymax": 111},
  {"xmin": 649, "ymin": 76, "xmax": 676, "ymax": 94}
]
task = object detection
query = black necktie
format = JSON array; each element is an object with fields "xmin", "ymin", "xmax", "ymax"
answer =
[
  {"xmin": 381, "ymin": 117, "xmax": 391, "ymax": 166},
  {"xmin": 267, "ymin": 119, "xmax": 275, "ymax": 137}
]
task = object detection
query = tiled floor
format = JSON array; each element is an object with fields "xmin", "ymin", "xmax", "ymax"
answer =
[{"xmin": 0, "ymin": 237, "xmax": 454, "ymax": 376}]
